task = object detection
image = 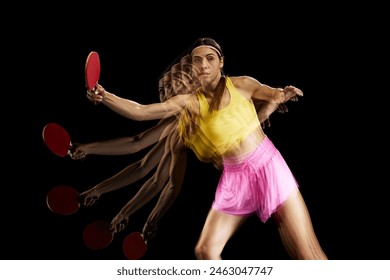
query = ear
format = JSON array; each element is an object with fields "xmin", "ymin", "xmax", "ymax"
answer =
[{"xmin": 219, "ymin": 57, "xmax": 224, "ymax": 68}]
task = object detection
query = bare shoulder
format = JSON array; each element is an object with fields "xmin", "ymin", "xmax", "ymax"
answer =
[
  {"xmin": 230, "ymin": 75, "xmax": 262, "ymax": 89},
  {"xmin": 229, "ymin": 76, "xmax": 262, "ymax": 98}
]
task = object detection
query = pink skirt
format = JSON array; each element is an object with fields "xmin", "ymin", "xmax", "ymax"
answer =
[{"xmin": 212, "ymin": 136, "xmax": 298, "ymax": 222}]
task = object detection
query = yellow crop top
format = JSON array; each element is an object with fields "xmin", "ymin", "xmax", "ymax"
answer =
[{"xmin": 178, "ymin": 76, "xmax": 260, "ymax": 162}]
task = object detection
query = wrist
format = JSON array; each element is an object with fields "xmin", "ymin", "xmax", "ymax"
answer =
[
  {"xmin": 273, "ymin": 88, "xmax": 284, "ymax": 103},
  {"xmin": 100, "ymin": 90, "xmax": 110, "ymax": 103}
]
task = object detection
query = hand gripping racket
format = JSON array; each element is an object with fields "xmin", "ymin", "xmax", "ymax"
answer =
[{"xmin": 42, "ymin": 122, "xmax": 72, "ymax": 157}]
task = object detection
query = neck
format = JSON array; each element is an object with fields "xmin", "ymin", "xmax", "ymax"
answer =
[{"xmin": 201, "ymin": 72, "xmax": 222, "ymax": 97}]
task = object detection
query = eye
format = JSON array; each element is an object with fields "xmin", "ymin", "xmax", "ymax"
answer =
[{"xmin": 207, "ymin": 56, "xmax": 215, "ymax": 62}]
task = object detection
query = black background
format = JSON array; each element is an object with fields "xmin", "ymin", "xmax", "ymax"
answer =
[{"xmin": 3, "ymin": 5, "xmax": 388, "ymax": 261}]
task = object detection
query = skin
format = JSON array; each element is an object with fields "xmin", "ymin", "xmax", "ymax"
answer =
[
  {"xmin": 109, "ymin": 63, "xmax": 195, "ymax": 237},
  {"xmin": 73, "ymin": 72, "xmax": 177, "ymax": 202},
  {"xmin": 83, "ymin": 43, "xmax": 319, "ymax": 259},
  {"xmin": 190, "ymin": 46, "xmax": 325, "ymax": 260},
  {"xmin": 74, "ymin": 118, "xmax": 175, "ymax": 206},
  {"xmin": 74, "ymin": 73, "xmax": 282, "ymax": 240},
  {"xmin": 72, "ymin": 63, "xmax": 195, "ymax": 241}
]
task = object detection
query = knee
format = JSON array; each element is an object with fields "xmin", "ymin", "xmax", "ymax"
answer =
[
  {"xmin": 194, "ymin": 243, "xmax": 221, "ymax": 260},
  {"xmin": 194, "ymin": 244, "xmax": 209, "ymax": 260}
]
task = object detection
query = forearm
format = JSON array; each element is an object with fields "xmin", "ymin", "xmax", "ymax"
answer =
[
  {"xmin": 91, "ymin": 171, "xmax": 139, "ymax": 196},
  {"xmin": 92, "ymin": 148, "xmax": 163, "ymax": 195},
  {"xmin": 119, "ymin": 174, "xmax": 168, "ymax": 218},
  {"xmin": 258, "ymin": 85, "xmax": 302, "ymax": 104},
  {"xmin": 262, "ymin": 85, "xmax": 285, "ymax": 103},
  {"xmin": 145, "ymin": 181, "xmax": 181, "ymax": 225},
  {"xmin": 89, "ymin": 84, "xmax": 189, "ymax": 120},
  {"xmin": 117, "ymin": 148, "xmax": 171, "ymax": 217},
  {"xmin": 100, "ymin": 91, "xmax": 182, "ymax": 121},
  {"xmin": 147, "ymin": 147, "xmax": 186, "ymax": 223},
  {"xmin": 82, "ymin": 120, "xmax": 172, "ymax": 156},
  {"xmin": 255, "ymin": 100, "xmax": 279, "ymax": 123},
  {"xmin": 81, "ymin": 137, "xmax": 146, "ymax": 155},
  {"xmin": 101, "ymin": 91, "xmax": 148, "ymax": 120}
]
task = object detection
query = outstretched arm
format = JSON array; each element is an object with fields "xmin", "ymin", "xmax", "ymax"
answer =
[
  {"xmin": 87, "ymin": 84, "xmax": 191, "ymax": 121},
  {"xmin": 79, "ymin": 138, "xmax": 166, "ymax": 207},
  {"xmin": 109, "ymin": 140, "xmax": 172, "ymax": 233},
  {"xmin": 109, "ymin": 126, "xmax": 186, "ymax": 235},
  {"xmin": 79, "ymin": 117, "xmax": 178, "ymax": 206},
  {"xmin": 233, "ymin": 76, "xmax": 303, "ymax": 104},
  {"xmin": 70, "ymin": 117, "xmax": 174, "ymax": 160}
]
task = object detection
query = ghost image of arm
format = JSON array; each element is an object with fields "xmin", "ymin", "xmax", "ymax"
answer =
[
  {"xmin": 109, "ymin": 61, "xmax": 194, "ymax": 234},
  {"xmin": 110, "ymin": 123, "xmax": 186, "ymax": 235},
  {"xmin": 74, "ymin": 73, "xmax": 178, "ymax": 207},
  {"xmin": 80, "ymin": 131, "xmax": 170, "ymax": 206}
]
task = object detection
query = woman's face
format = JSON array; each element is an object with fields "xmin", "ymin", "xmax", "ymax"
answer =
[{"xmin": 191, "ymin": 46, "xmax": 223, "ymax": 84}]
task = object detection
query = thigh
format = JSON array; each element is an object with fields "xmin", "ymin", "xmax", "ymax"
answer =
[
  {"xmin": 273, "ymin": 190, "xmax": 313, "ymax": 233},
  {"xmin": 197, "ymin": 208, "xmax": 248, "ymax": 249},
  {"xmin": 272, "ymin": 190, "xmax": 327, "ymax": 259}
]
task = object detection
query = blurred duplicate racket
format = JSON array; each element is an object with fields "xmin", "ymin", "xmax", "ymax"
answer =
[
  {"xmin": 46, "ymin": 185, "xmax": 80, "ymax": 215},
  {"xmin": 42, "ymin": 122, "xmax": 72, "ymax": 157},
  {"xmin": 122, "ymin": 231, "xmax": 148, "ymax": 260},
  {"xmin": 85, "ymin": 51, "xmax": 100, "ymax": 91},
  {"xmin": 83, "ymin": 220, "xmax": 114, "ymax": 250}
]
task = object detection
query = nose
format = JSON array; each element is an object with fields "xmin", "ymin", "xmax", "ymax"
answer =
[{"xmin": 200, "ymin": 59, "xmax": 209, "ymax": 69}]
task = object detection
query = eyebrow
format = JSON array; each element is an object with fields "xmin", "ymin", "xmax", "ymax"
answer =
[{"xmin": 192, "ymin": 52, "xmax": 218, "ymax": 59}]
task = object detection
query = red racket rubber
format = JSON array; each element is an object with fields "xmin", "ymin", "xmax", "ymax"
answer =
[
  {"xmin": 85, "ymin": 51, "xmax": 101, "ymax": 91},
  {"xmin": 42, "ymin": 122, "xmax": 72, "ymax": 157},
  {"xmin": 122, "ymin": 231, "xmax": 148, "ymax": 260},
  {"xmin": 83, "ymin": 220, "xmax": 114, "ymax": 250},
  {"xmin": 46, "ymin": 185, "xmax": 80, "ymax": 215}
]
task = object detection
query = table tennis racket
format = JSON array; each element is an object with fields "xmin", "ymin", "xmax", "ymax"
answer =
[
  {"xmin": 42, "ymin": 122, "xmax": 72, "ymax": 157},
  {"xmin": 46, "ymin": 185, "xmax": 80, "ymax": 215},
  {"xmin": 83, "ymin": 220, "xmax": 114, "ymax": 250},
  {"xmin": 122, "ymin": 231, "xmax": 148, "ymax": 260},
  {"xmin": 85, "ymin": 51, "xmax": 100, "ymax": 91}
]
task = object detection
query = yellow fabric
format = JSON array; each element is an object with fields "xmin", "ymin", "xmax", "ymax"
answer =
[{"xmin": 178, "ymin": 77, "xmax": 260, "ymax": 162}]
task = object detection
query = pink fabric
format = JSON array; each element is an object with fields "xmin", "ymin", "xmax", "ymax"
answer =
[{"xmin": 212, "ymin": 136, "xmax": 298, "ymax": 222}]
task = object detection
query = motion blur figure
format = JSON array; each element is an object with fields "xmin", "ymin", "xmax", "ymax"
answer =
[{"xmin": 79, "ymin": 39, "xmax": 323, "ymax": 260}]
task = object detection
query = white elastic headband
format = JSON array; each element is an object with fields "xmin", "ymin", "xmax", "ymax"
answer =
[{"xmin": 191, "ymin": 45, "xmax": 222, "ymax": 58}]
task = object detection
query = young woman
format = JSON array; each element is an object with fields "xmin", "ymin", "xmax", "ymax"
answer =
[{"xmin": 85, "ymin": 37, "xmax": 326, "ymax": 259}]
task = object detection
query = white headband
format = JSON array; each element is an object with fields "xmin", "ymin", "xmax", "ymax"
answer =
[{"xmin": 191, "ymin": 45, "xmax": 222, "ymax": 58}]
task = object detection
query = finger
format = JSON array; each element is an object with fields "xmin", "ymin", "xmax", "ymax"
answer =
[
  {"xmin": 109, "ymin": 222, "xmax": 118, "ymax": 233},
  {"xmin": 295, "ymin": 88, "xmax": 303, "ymax": 96},
  {"xmin": 84, "ymin": 196, "xmax": 96, "ymax": 207},
  {"xmin": 111, "ymin": 223, "xmax": 125, "ymax": 233}
]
